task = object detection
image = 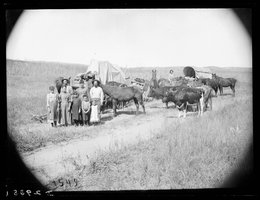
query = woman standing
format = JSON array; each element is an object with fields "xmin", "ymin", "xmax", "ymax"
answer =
[
  {"xmin": 71, "ymin": 91, "xmax": 82, "ymax": 126},
  {"xmin": 89, "ymin": 80, "xmax": 104, "ymax": 124},
  {"xmin": 46, "ymin": 86, "xmax": 59, "ymax": 127}
]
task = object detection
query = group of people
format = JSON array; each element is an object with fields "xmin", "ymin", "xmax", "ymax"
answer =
[{"xmin": 46, "ymin": 77, "xmax": 104, "ymax": 127}]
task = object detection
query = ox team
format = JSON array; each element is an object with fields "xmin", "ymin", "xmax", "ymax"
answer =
[{"xmin": 47, "ymin": 67, "xmax": 237, "ymax": 127}]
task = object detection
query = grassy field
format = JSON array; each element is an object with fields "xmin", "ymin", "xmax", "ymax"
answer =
[
  {"xmin": 45, "ymin": 92, "xmax": 252, "ymax": 190},
  {"xmin": 7, "ymin": 59, "xmax": 253, "ymax": 189}
]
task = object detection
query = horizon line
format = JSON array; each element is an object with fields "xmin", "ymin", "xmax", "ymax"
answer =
[{"xmin": 6, "ymin": 58, "xmax": 252, "ymax": 69}]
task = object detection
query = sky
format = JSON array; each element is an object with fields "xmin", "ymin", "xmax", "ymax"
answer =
[{"xmin": 6, "ymin": 9, "xmax": 252, "ymax": 68}]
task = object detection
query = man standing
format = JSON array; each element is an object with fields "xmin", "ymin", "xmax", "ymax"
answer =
[
  {"xmin": 89, "ymin": 80, "xmax": 104, "ymax": 124},
  {"xmin": 62, "ymin": 78, "xmax": 73, "ymax": 125},
  {"xmin": 62, "ymin": 78, "xmax": 73, "ymax": 95}
]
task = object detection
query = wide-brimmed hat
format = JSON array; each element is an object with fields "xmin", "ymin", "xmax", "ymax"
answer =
[
  {"xmin": 86, "ymin": 72, "xmax": 94, "ymax": 77},
  {"xmin": 62, "ymin": 77, "xmax": 71, "ymax": 82}
]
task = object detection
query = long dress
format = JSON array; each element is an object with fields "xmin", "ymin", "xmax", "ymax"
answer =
[
  {"xmin": 46, "ymin": 93, "xmax": 58, "ymax": 123},
  {"xmin": 90, "ymin": 103, "xmax": 100, "ymax": 123},
  {"xmin": 89, "ymin": 86, "xmax": 104, "ymax": 123},
  {"xmin": 71, "ymin": 97, "xmax": 81, "ymax": 121},
  {"xmin": 60, "ymin": 92, "xmax": 71, "ymax": 125}
]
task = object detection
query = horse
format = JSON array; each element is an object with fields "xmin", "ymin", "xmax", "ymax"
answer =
[
  {"xmin": 200, "ymin": 78, "xmax": 219, "ymax": 96},
  {"xmin": 212, "ymin": 74, "xmax": 237, "ymax": 96},
  {"xmin": 100, "ymin": 84, "xmax": 146, "ymax": 117},
  {"xmin": 106, "ymin": 81, "xmax": 129, "ymax": 109},
  {"xmin": 150, "ymin": 69, "xmax": 160, "ymax": 88}
]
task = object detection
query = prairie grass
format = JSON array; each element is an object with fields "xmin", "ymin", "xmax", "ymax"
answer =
[
  {"xmin": 53, "ymin": 93, "xmax": 252, "ymax": 190},
  {"xmin": 7, "ymin": 59, "xmax": 253, "ymax": 189}
]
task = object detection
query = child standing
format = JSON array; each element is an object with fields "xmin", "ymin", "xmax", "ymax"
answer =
[
  {"xmin": 81, "ymin": 94, "xmax": 91, "ymax": 126},
  {"xmin": 46, "ymin": 86, "xmax": 59, "ymax": 127},
  {"xmin": 71, "ymin": 91, "xmax": 82, "ymax": 126}
]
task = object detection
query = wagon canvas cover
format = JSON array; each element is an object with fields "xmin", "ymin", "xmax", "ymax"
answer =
[
  {"xmin": 86, "ymin": 60, "xmax": 127, "ymax": 84},
  {"xmin": 195, "ymin": 70, "xmax": 212, "ymax": 79}
]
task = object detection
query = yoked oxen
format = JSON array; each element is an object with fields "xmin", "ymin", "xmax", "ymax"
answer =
[
  {"xmin": 147, "ymin": 85, "xmax": 182, "ymax": 108},
  {"xmin": 148, "ymin": 69, "xmax": 186, "ymax": 108},
  {"xmin": 163, "ymin": 87, "xmax": 204, "ymax": 118}
]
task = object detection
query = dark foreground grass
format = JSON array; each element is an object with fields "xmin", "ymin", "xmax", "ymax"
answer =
[{"xmin": 49, "ymin": 95, "xmax": 252, "ymax": 190}]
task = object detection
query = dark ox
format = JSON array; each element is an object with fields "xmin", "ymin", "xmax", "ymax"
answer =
[
  {"xmin": 147, "ymin": 86, "xmax": 181, "ymax": 108},
  {"xmin": 163, "ymin": 87, "xmax": 204, "ymax": 118},
  {"xmin": 100, "ymin": 84, "xmax": 145, "ymax": 117},
  {"xmin": 187, "ymin": 80, "xmax": 214, "ymax": 112},
  {"xmin": 212, "ymin": 74, "xmax": 237, "ymax": 96}
]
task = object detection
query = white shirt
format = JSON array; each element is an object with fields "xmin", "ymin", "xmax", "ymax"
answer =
[{"xmin": 90, "ymin": 86, "xmax": 104, "ymax": 104}]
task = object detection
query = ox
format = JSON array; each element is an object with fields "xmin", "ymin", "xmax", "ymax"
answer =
[
  {"xmin": 163, "ymin": 87, "xmax": 204, "ymax": 118},
  {"xmin": 147, "ymin": 86, "xmax": 181, "ymax": 108},
  {"xmin": 187, "ymin": 81, "xmax": 214, "ymax": 112}
]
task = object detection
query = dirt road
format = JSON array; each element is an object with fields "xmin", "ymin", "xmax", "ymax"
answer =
[
  {"xmin": 21, "ymin": 94, "xmax": 239, "ymax": 187},
  {"xmin": 21, "ymin": 99, "xmax": 193, "ymax": 185}
]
